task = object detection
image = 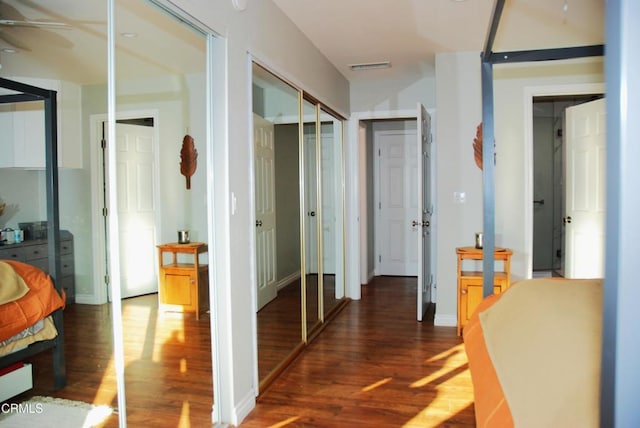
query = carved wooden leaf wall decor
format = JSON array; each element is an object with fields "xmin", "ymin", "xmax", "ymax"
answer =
[
  {"xmin": 473, "ymin": 122, "xmax": 483, "ymax": 170},
  {"xmin": 180, "ymin": 134, "xmax": 198, "ymax": 189}
]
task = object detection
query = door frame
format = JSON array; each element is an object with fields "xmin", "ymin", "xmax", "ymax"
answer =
[
  {"xmin": 89, "ymin": 109, "xmax": 161, "ymax": 304},
  {"xmin": 349, "ymin": 108, "xmax": 437, "ymax": 301},
  {"xmin": 523, "ymin": 83, "xmax": 604, "ymax": 277}
]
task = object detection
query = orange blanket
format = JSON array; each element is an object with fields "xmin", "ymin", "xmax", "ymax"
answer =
[
  {"xmin": 0, "ymin": 260, "xmax": 66, "ymax": 342},
  {"xmin": 463, "ymin": 293, "xmax": 514, "ymax": 427}
]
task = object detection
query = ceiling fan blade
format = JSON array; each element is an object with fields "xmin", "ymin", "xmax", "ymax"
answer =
[
  {"xmin": 0, "ymin": 29, "xmax": 30, "ymax": 51},
  {"xmin": 0, "ymin": 19, "xmax": 70, "ymax": 29}
]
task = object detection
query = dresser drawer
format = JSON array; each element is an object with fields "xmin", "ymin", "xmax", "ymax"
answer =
[
  {"xmin": 60, "ymin": 254, "xmax": 74, "ymax": 277},
  {"xmin": 29, "ymin": 257, "xmax": 49, "ymax": 273},
  {"xmin": 0, "ymin": 246, "xmax": 25, "ymax": 261},
  {"xmin": 23, "ymin": 243, "xmax": 48, "ymax": 261},
  {"xmin": 60, "ymin": 239, "xmax": 73, "ymax": 255},
  {"xmin": 59, "ymin": 276, "xmax": 75, "ymax": 304}
]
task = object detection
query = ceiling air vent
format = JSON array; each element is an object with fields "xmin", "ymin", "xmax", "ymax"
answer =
[{"xmin": 349, "ymin": 61, "xmax": 391, "ymax": 71}]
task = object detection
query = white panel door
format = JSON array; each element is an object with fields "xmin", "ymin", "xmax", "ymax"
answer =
[
  {"xmin": 321, "ymin": 129, "xmax": 336, "ymax": 274},
  {"xmin": 564, "ymin": 98, "xmax": 606, "ymax": 278},
  {"xmin": 376, "ymin": 129, "xmax": 418, "ymax": 276},
  {"xmin": 304, "ymin": 131, "xmax": 318, "ymax": 274},
  {"xmin": 417, "ymin": 104, "xmax": 433, "ymax": 321},
  {"xmin": 115, "ymin": 122, "xmax": 158, "ymax": 298},
  {"xmin": 254, "ymin": 114, "xmax": 278, "ymax": 310}
]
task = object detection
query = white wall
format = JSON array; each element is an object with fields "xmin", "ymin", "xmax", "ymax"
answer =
[
  {"xmin": 434, "ymin": 51, "xmax": 483, "ymax": 327},
  {"xmin": 168, "ymin": 0, "xmax": 350, "ymax": 424},
  {"xmin": 493, "ymin": 58, "xmax": 604, "ymax": 281},
  {"xmin": 350, "ymin": 76, "xmax": 436, "ymax": 113},
  {"xmin": 433, "ymin": 52, "xmax": 604, "ymax": 327}
]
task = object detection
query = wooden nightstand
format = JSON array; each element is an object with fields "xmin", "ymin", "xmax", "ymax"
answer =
[
  {"xmin": 157, "ymin": 242, "xmax": 209, "ymax": 319},
  {"xmin": 456, "ymin": 246, "xmax": 512, "ymax": 336}
]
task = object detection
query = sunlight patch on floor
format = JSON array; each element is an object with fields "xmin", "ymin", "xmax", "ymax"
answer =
[
  {"xmin": 362, "ymin": 377, "xmax": 393, "ymax": 392},
  {"xmin": 404, "ymin": 343, "xmax": 473, "ymax": 427},
  {"xmin": 404, "ymin": 370, "xmax": 473, "ymax": 427},
  {"xmin": 424, "ymin": 343, "xmax": 465, "ymax": 364},
  {"xmin": 178, "ymin": 400, "xmax": 191, "ymax": 428},
  {"xmin": 410, "ymin": 366, "xmax": 454, "ymax": 388},
  {"xmin": 93, "ymin": 355, "xmax": 117, "ymax": 406},
  {"xmin": 269, "ymin": 416, "xmax": 301, "ymax": 427}
]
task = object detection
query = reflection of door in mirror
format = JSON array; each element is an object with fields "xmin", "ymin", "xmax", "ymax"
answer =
[
  {"xmin": 320, "ymin": 111, "xmax": 345, "ymax": 318},
  {"xmin": 252, "ymin": 63, "xmax": 303, "ymax": 389},
  {"xmin": 254, "ymin": 113, "xmax": 278, "ymax": 310},
  {"xmin": 303, "ymin": 99, "xmax": 320, "ymax": 335}
]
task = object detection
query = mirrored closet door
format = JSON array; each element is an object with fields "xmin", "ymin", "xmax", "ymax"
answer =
[
  {"xmin": 319, "ymin": 108, "xmax": 345, "ymax": 319},
  {"xmin": 303, "ymin": 97, "xmax": 320, "ymax": 336},
  {"xmin": 252, "ymin": 63, "xmax": 304, "ymax": 388},
  {"xmin": 252, "ymin": 62, "xmax": 347, "ymax": 391},
  {"xmin": 112, "ymin": 1, "xmax": 214, "ymax": 425}
]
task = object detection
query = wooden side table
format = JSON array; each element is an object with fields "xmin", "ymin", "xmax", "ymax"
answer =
[
  {"xmin": 157, "ymin": 242, "xmax": 209, "ymax": 319},
  {"xmin": 456, "ymin": 246, "xmax": 512, "ymax": 335}
]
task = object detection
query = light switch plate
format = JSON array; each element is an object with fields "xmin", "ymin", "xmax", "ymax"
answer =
[{"xmin": 453, "ymin": 191, "xmax": 466, "ymax": 204}]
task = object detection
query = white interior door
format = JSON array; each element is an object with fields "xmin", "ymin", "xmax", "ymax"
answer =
[
  {"xmin": 321, "ymin": 127, "xmax": 336, "ymax": 274},
  {"xmin": 417, "ymin": 103, "xmax": 433, "ymax": 321},
  {"xmin": 376, "ymin": 129, "xmax": 419, "ymax": 276},
  {"xmin": 254, "ymin": 114, "xmax": 278, "ymax": 310},
  {"xmin": 304, "ymin": 131, "xmax": 318, "ymax": 274},
  {"xmin": 564, "ymin": 98, "xmax": 606, "ymax": 278},
  {"xmin": 114, "ymin": 122, "xmax": 158, "ymax": 298}
]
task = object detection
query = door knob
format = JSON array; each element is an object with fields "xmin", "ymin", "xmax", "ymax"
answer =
[
  {"xmin": 309, "ymin": 211, "xmax": 316, "ymax": 217},
  {"xmin": 256, "ymin": 220, "xmax": 263, "ymax": 227},
  {"xmin": 563, "ymin": 216, "xmax": 572, "ymax": 225}
]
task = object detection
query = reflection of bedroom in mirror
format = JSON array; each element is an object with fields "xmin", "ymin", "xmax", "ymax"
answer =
[
  {"xmin": 0, "ymin": 1, "xmax": 216, "ymax": 426},
  {"xmin": 113, "ymin": 1, "xmax": 213, "ymax": 426}
]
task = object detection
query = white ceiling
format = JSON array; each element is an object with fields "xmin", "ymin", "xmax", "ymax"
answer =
[
  {"xmin": 272, "ymin": 0, "xmax": 605, "ymax": 82},
  {"xmin": 0, "ymin": 0, "xmax": 206, "ymax": 85},
  {"xmin": 0, "ymin": 0, "xmax": 604, "ymax": 86}
]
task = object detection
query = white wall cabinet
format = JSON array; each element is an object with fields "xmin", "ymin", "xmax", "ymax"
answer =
[{"xmin": 0, "ymin": 78, "xmax": 82, "ymax": 169}]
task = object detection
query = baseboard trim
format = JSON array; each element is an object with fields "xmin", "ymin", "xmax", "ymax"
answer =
[
  {"xmin": 75, "ymin": 293, "xmax": 101, "ymax": 305},
  {"xmin": 233, "ymin": 389, "xmax": 256, "ymax": 426},
  {"xmin": 276, "ymin": 271, "xmax": 301, "ymax": 291},
  {"xmin": 434, "ymin": 314, "xmax": 457, "ymax": 327}
]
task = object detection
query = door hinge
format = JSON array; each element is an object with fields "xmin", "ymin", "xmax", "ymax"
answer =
[
  {"xmin": 378, "ymin": 149, "xmax": 381, "ymax": 156},
  {"xmin": 104, "ymin": 274, "xmax": 110, "ymax": 286},
  {"xmin": 378, "ymin": 255, "xmax": 382, "ymax": 263},
  {"xmin": 379, "ymin": 202, "xmax": 381, "ymax": 209},
  {"xmin": 102, "ymin": 207, "xmax": 108, "ymax": 217},
  {"xmin": 101, "ymin": 138, "xmax": 107, "ymax": 149}
]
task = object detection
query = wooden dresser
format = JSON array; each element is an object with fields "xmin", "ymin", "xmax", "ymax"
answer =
[
  {"xmin": 157, "ymin": 242, "xmax": 209, "ymax": 319},
  {"xmin": 456, "ymin": 246, "xmax": 512, "ymax": 336}
]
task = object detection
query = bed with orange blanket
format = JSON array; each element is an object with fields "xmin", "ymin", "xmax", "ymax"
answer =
[
  {"xmin": 463, "ymin": 278, "xmax": 602, "ymax": 428},
  {"xmin": 0, "ymin": 260, "xmax": 66, "ymax": 387}
]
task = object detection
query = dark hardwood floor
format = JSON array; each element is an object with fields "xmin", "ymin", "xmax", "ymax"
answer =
[
  {"xmin": 8, "ymin": 276, "xmax": 475, "ymax": 427},
  {"xmin": 9, "ymin": 294, "xmax": 214, "ymax": 428},
  {"xmin": 242, "ymin": 276, "xmax": 476, "ymax": 427}
]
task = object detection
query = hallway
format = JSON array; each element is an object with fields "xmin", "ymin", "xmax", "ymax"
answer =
[{"xmin": 242, "ymin": 276, "xmax": 475, "ymax": 427}]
